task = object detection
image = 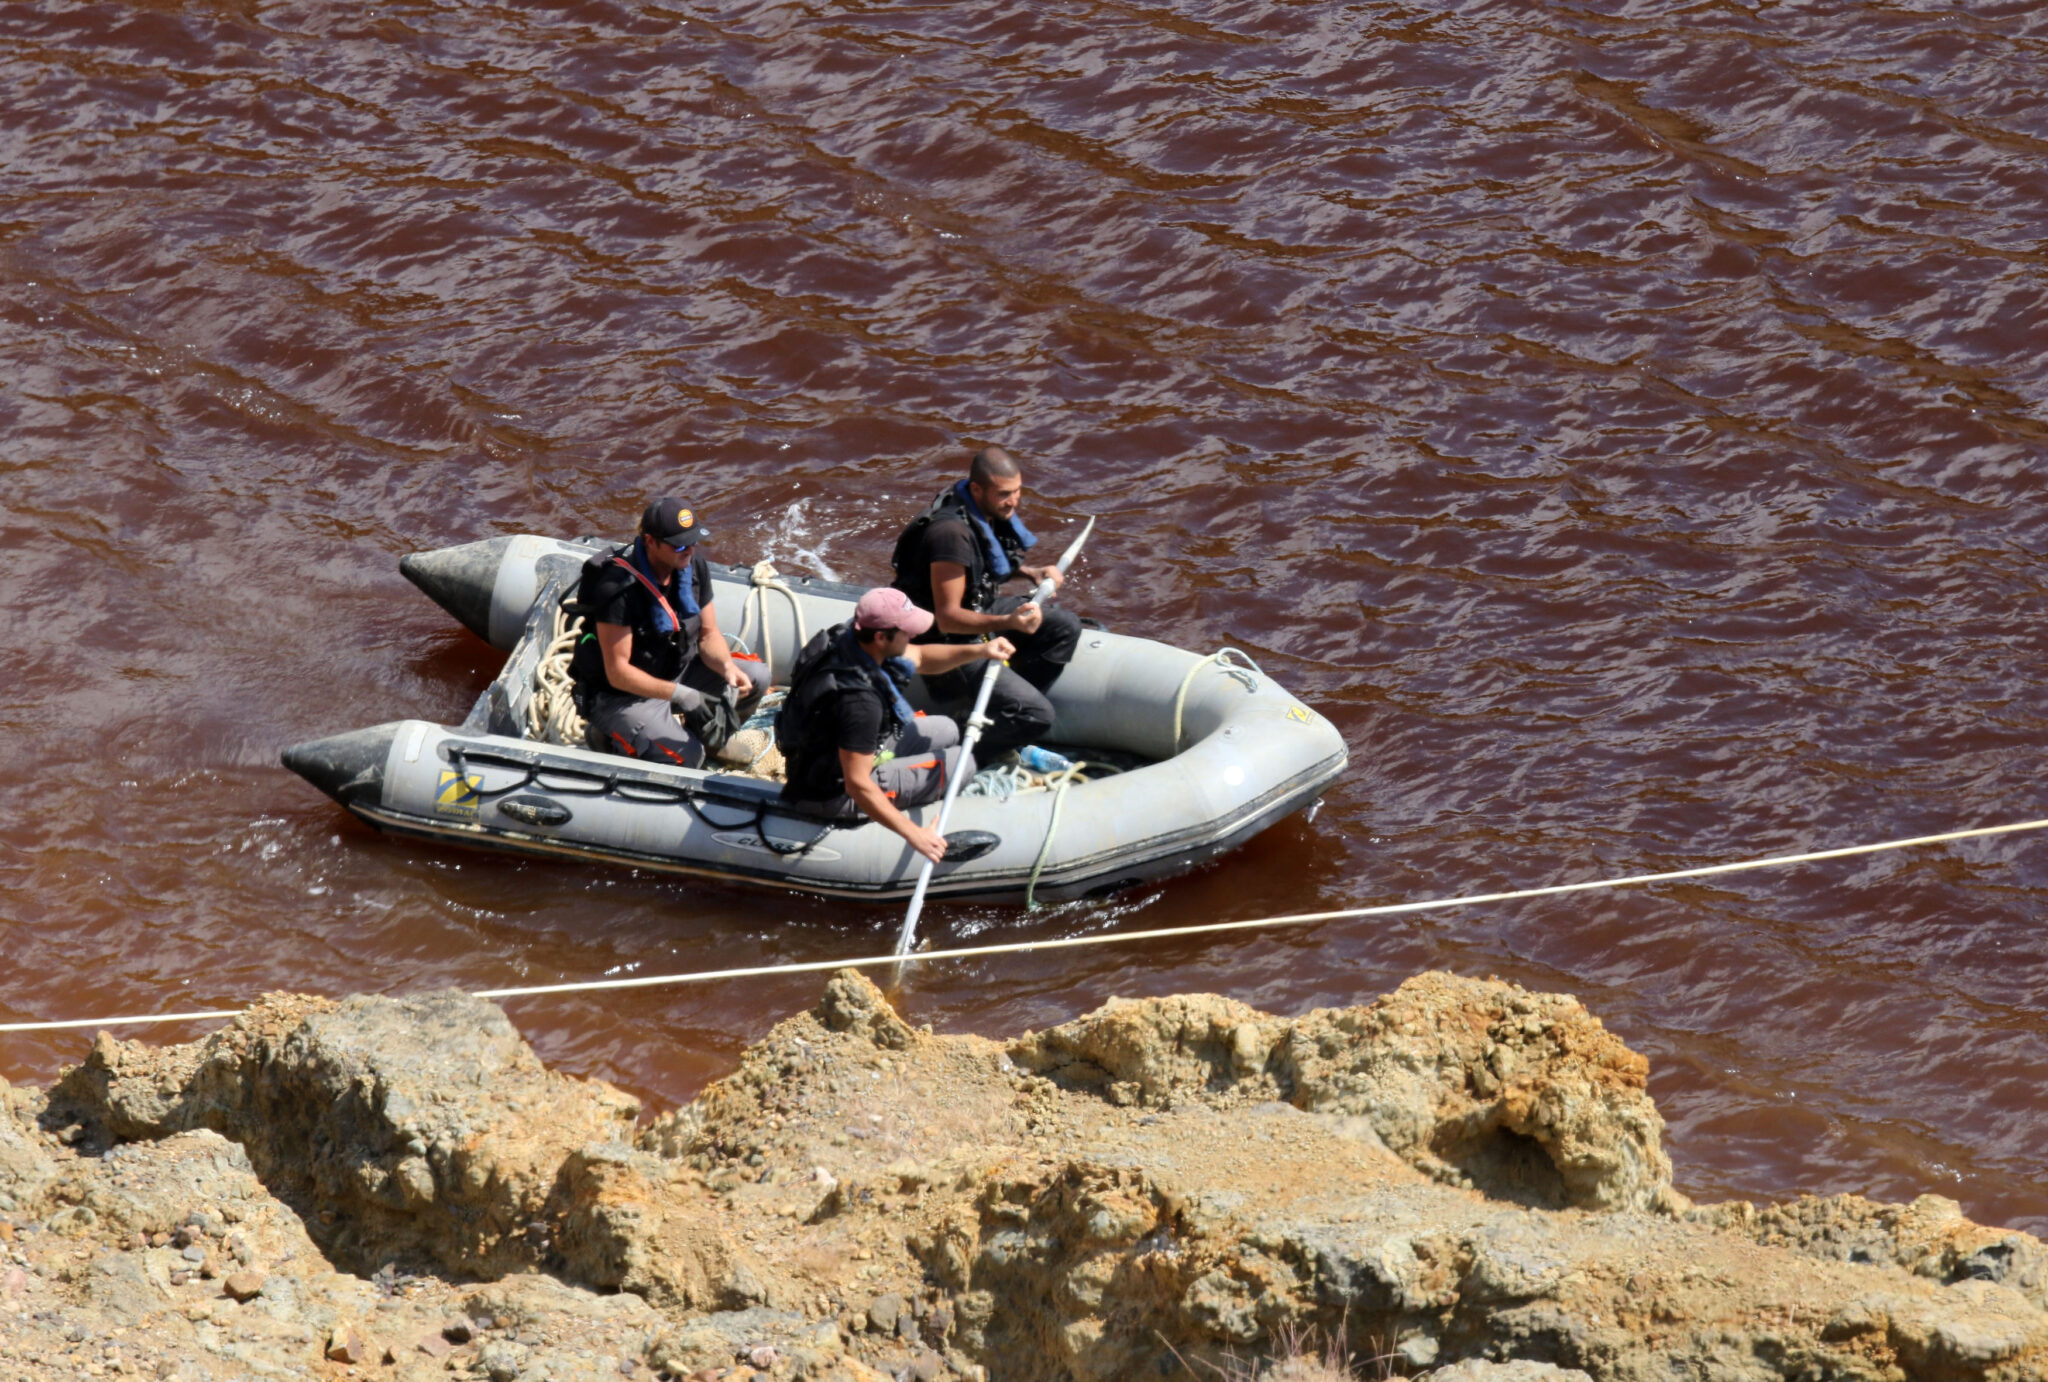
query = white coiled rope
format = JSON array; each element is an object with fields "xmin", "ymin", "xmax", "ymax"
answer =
[
  {"xmin": 962, "ymin": 763, "xmax": 1035, "ymax": 801},
  {"xmin": 526, "ymin": 603, "xmax": 589, "ymax": 747}
]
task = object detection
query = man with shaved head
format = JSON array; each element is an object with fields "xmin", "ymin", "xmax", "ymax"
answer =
[{"xmin": 889, "ymin": 445, "xmax": 1083, "ymax": 757}]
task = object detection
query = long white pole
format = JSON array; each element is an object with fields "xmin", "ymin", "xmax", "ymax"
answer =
[{"xmin": 893, "ymin": 518, "xmax": 1096, "ymax": 962}]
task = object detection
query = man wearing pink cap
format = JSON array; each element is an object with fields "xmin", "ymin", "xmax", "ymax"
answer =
[{"xmin": 775, "ymin": 588, "xmax": 1015, "ymax": 864}]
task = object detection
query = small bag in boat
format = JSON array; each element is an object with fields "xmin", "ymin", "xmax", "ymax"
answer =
[{"xmin": 692, "ymin": 646, "xmax": 767, "ymax": 760}]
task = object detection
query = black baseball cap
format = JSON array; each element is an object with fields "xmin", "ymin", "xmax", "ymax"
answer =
[{"xmin": 640, "ymin": 497, "xmax": 709, "ymax": 546}]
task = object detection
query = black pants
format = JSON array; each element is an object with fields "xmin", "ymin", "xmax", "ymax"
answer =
[{"xmin": 920, "ymin": 600, "xmax": 1082, "ymax": 756}]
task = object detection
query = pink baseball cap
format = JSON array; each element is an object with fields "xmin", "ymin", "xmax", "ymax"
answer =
[{"xmin": 853, "ymin": 587, "xmax": 935, "ymax": 636}]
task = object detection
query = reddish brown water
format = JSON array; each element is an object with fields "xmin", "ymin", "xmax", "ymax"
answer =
[{"xmin": 5, "ymin": 0, "xmax": 2048, "ymax": 1232}]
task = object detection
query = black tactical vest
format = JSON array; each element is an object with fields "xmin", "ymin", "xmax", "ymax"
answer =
[
  {"xmin": 890, "ymin": 486, "xmax": 1017, "ymax": 642},
  {"xmin": 774, "ymin": 626, "xmax": 908, "ymax": 799},
  {"xmin": 566, "ymin": 544, "xmax": 704, "ymax": 697}
]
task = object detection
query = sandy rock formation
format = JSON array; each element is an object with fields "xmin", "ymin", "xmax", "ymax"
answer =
[
  {"xmin": 45, "ymin": 989, "xmax": 639, "ymax": 1276},
  {"xmin": 549, "ymin": 1144, "xmax": 777, "ymax": 1311},
  {"xmin": 662, "ymin": 970, "xmax": 2047, "ymax": 1381},
  {"xmin": 0, "ymin": 1125, "xmax": 674, "ymax": 1382},
  {"xmin": 1008, "ymin": 973, "xmax": 1675, "ymax": 1213},
  {"xmin": 1429, "ymin": 1365, "xmax": 1592, "ymax": 1381},
  {"xmin": 1, "ymin": 1074, "xmax": 55, "ymax": 1213},
  {"xmin": 1707, "ymin": 1193, "xmax": 2048, "ymax": 1308},
  {"xmin": 6, "ymin": 968, "xmax": 2045, "ymax": 1382}
]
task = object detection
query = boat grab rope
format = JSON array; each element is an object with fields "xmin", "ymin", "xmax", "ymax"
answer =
[
  {"xmin": 678, "ymin": 785, "xmax": 839, "ymax": 859},
  {"xmin": 732, "ymin": 561, "xmax": 806, "ymax": 682},
  {"xmin": 446, "ymin": 740, "xmax": 815, "ymax": 854},
  {"xmin": 1172, "ymin": 648, "xmax": 1264, "ymax": 753},
  {"xmin": 1026, "ymin": 760, "xmax": 1123, "ymax": 909},
  {"xmin": 445, "ymin": 746, "xmax": 655, "ymax": 800},
  {"xmin": 9, "ymin": 815, "xmax": 2047, "ymax": 1033}
]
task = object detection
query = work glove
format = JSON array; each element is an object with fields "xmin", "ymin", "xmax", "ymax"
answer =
[{"xmin": 669, "ymin": 683, "xmax": 705, "ymax": 715}]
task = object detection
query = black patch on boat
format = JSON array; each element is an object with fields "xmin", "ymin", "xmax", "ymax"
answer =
[
  {"xmin": 944, "ymin": 831, "xmax": 1000, "ymax": 863},
  {"xmin": 499, "ymin": 796, "xmax": 573, "ymax": 828}
]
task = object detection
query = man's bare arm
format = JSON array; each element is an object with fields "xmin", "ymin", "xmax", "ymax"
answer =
[
  {"xmin": 597, "ymin": 624, "xmax": 675, "ymax": 699},
  {"xmin": 906, "ymin": 637, "xmax": 1016, "ymax": 676},
  {"xmin": 931, "ymin": 562, "xmax": 1042, "ymax": 637},
  {"xmin": 841, "ymin": 749, "xmax": 945, "ymax": 864},
  {"xmin": 695, "ymin": 601, "xmax": 753, "ymax": 696}
]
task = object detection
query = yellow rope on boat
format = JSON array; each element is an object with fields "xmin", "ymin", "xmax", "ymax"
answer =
[
  {"xmin": 1171, "ymin": 647, "xmax": 1264, "ymax": 752},
  {"xmin": 1024, "ymin": 760, "xmax": 1122, "ymax": 908}
]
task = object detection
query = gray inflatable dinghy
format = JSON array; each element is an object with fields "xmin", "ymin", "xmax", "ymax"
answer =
[{"xmin": 282, "ymin": 535, "xmax": 1347, "ymax": 904}]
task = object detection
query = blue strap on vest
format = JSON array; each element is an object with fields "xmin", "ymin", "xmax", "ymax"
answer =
[
  {"xmin": 954, "ymin": 479, "xmax": 1036, "ymax": 581},
  {"xmin": 840, "ymin": 628, "xmax": 917, "ymax": 728},
  {"xmin": 624, "ymin": 537, "xmax": 700, "ymax": 632}
]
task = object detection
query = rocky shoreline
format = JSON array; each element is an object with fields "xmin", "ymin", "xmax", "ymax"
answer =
[{"xmin": 1, "ymin": 970, "xmax": 2042, "ymax": 1381}]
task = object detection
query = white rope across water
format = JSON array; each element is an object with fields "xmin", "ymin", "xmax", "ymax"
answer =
[{"xmin": 4, "ymin": 815, "xmax": 2046, "ymax": 1034}]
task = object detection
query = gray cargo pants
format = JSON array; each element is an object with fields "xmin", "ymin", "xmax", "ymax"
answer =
[
  {"xmin": 587, "ymin": 689, "xmax": 704, "ymax": 768},
  {"xmin": 586, "ymin": 661, "xmax": 764, "ymax": 770},
  {"xmin": 801, "ymin": 716, "xmax": 976, "ymax": 822}
]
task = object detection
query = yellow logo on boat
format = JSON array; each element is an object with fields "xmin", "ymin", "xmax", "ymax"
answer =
[
  {"xmin": 436, "ymin": 769, "xmax": 481, "ymax": 818},
  {"xmin": 1286, "ymin": 705, "xmax": 1314, "ymax": 725}
]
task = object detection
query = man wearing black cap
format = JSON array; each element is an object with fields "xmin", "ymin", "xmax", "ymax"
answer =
[{"xmin": 570, "ymin": 497, "xmax": 759, "ymax": 768}]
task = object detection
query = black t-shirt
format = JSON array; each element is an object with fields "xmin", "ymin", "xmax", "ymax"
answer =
[
  {"xmin": 920, "ymin": 515, "xmax": 980, "ymax": 579},
  {"xmin": 830, "ymin": 683, "xmax": 888, "ymax": 759},
  {"xmin": 910, "ymin": 515, "xmax": 993, "ymax": 647},
  {"xmin": 793, "ymin": 681, "xmax": 889, "ymax": 798},
  {"xmin": 579, "ymin": 548, "xmax": 714, "ymax": 684}
]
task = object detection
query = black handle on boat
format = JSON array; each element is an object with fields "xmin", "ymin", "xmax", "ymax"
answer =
[{"xmin": 894, "ymin": 516, "xmax": 1097, "ymax": 962}]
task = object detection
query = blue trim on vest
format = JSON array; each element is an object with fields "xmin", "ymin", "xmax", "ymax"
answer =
[
  {"xmin": 954, "ymin": 479, "xmax": 1036, "ymax": 581},
  {"xmin": 630, "ymin": 536, "xmax": 700, "ymax": 629},
  {"xmin": 839, "ymin": 627, "xmax": 918, "ymax": 728}
]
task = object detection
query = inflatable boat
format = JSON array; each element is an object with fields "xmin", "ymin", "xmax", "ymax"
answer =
[{"xmin": 281, "ymin": 535, "xmax": 1348, "ymax": 904}]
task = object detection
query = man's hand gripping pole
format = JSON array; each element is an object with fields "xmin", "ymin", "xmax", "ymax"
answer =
[{"xmin": 893, "ymin": 517, "xmax": 1097, "ymax": 965}]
